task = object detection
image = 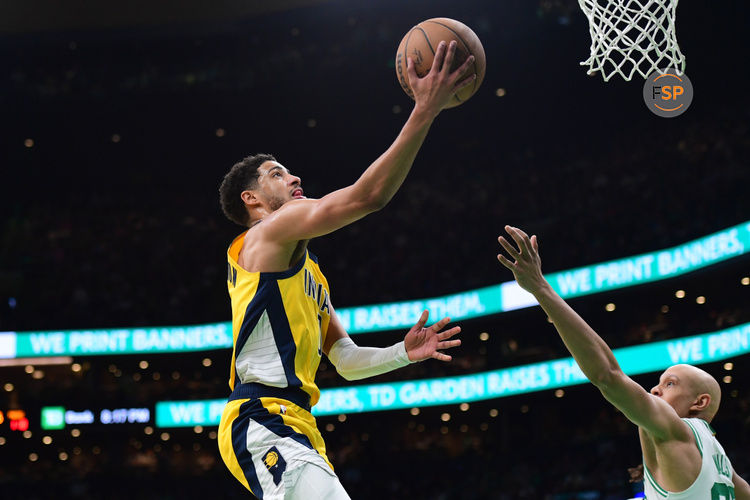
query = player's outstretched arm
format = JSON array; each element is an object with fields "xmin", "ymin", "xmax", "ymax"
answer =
[
  {"xmin": 496, "ymin": 226, "xmax": 688, "ymax": 441},
  {"xmin": 262, "ymin": 41, "xmax": 476, "ymax": 243},
  {"xmin": 323, "ymin": 306, "xmax": 461, "ymax": 381},
  {"xmin": 734, "ymin": 471, "xmax": 750, "ymax": 500}
]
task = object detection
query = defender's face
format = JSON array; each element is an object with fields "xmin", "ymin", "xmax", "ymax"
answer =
[
  {"xmin": 650, "ymin": 366, "xmax": 697, "ymax": 417},
  {"xmin": 256, "ymin": 161, "xmax": 304, "ymax": 210}
]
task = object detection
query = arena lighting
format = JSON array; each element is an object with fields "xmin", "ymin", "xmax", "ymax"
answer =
[
  {"xmin": 10, "ymin": 418, "xmax": 29, "ymax": 432},
  {"xmin": 8, "ymin": 410, "xmax": 25, "ymax": 420},
  {"xmin": 2, "ymin": 221, "xmax": 748, "ymax": 358},
  {"xmin": 155, "ymin": 321, "xmax": 750, "ymax": 426}
]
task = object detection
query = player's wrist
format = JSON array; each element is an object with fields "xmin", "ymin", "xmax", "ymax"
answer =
[
  {"xmin": 411, "ymin": 102, "xmax": 441, "ymax": 123},
  {"xmin": 400, "ymin": 340, "xmax": 419, "ymax": 363},
  {"xmin": 530, "ymin": 278, "xmax": 554, "ymax": 299}
]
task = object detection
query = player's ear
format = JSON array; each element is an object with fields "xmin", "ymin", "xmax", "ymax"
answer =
[
  {"xmin": 241, "ymin": 189, "xmax": 260, "ymax": 208},
  {"xmin": 691, "ymin": 393, "xmax": 711, "ymax": 412}
]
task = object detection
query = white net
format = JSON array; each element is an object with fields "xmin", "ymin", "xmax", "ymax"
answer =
[{"xmin": 578, "ymin": 0, "xmax": 685, "ymax": 81}]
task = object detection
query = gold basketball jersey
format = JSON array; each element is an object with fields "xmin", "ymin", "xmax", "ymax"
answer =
[{"xmin": 226, "ymin": 231, "xmax": 331, "ymax": 409}]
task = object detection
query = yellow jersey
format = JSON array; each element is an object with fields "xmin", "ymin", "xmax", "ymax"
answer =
[{"xmin": 226, "ymin": 231, "xmax": 331, "ymax": 410}]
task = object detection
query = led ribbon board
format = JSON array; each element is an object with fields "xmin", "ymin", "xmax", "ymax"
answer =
[
  {"xmin": 155, "ymin": 322, "xmax": 750, "ymax": 426},
  {"xmin": 338, "ymin": 221, "xmax": 750, "ymax": 332},
  {"xmin": 2, "ymin": 221, "xmax": 748, "ymax": 358},
  {"xmin": 0, "ymin": 324, "xmax": 233, "ymax": 359}
]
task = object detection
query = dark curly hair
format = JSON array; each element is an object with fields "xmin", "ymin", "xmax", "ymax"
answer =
[{"xmin": 219, "ymin": 153, "xmax": 276, "ymax": 227}]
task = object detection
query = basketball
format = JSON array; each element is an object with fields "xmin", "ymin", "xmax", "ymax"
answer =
[{"xmin": 395, "ymin": 17, "xmax": 486, "ymax": 108}]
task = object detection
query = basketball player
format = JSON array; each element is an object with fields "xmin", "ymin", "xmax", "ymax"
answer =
[
  {"xmin": 496, "ymin": 226, "xmax": 750, "ymax": 499},
  {"xmin": 216, "ymin": 41, "xmax": 472, "ymax": 500}
]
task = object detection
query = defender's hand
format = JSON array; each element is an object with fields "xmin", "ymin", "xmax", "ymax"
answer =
[
  {"xmin": 407, "ymin": 40, "xmax": 476, "ymax": 115},
  {"xmin": 404, "ymin": 310, "xmax": 461, "ymax": 362},
  {"xmin": 496, "ymin": 225, "xmax": 547, "ymax": 294}
]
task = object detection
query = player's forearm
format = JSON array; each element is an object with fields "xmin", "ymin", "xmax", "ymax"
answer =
[
  {"xmin": 327, "ymin": 337, "xmax": 412, "ymax": 381},
  {"xmin": 352, "ymin": 105, "xmax": 437, "ymax": 209},
  {"xmin": 532, "ymin": 282, "xmax": 623, "ymax": 387}
]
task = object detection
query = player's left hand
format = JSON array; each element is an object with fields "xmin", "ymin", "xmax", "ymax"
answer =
[
  {"xmin": 404, "ymin": 310, "xmax": 461, "ymax": 362},
  {"xmin": 496, "ymin": 225, "xmax": 547, "ymax": 294}
]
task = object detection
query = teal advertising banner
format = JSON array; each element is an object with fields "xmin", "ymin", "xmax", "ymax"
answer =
[
  {"xmin": 2, "ymin": 324, "xmax": 233, "ymax": 359},
  {"xmin": 4, "ymin": 221, "xmax": 749, "ymax": 358},
  {"xmin": 154, "ymin": 322, "xmax": 750, "ymax": 427}
]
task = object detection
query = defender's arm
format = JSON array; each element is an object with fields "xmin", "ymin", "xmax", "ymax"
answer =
[
  {"xmin": 734, "ymin": 470, "xmax": 750, "ymax": 500},
  {"xmin": 497, "ymin": 226, "xmax": 690, "ymax": 442}
]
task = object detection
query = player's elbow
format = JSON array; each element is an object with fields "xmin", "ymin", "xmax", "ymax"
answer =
[{"xmin": 363, "ymin": 194, "xmax": 389, "ymax": 212}]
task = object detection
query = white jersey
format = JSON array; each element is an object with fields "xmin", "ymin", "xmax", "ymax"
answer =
[{"xmin": 643, "ymin": 418, "xmax": 735, "ymax": 499}]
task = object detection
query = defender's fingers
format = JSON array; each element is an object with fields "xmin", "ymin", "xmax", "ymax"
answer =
[
  {"xmin": 513, "ymin": 226, "xmax": 533, "ymax": 248},
  {"xmin": 498, "ymin": 235, "xmax": 520, "ymax": 259},
  {"xmin": 511, "ymin": 226, "xmax": 533, "ymax": 255},
  {"xmin": 497, "ymin": 253, "xmax": 515, "ymax": 270},
  {"xmin": 531, "ymin": 234, "xmax": 539, "ymax": 252},
  {"xmin": 507, "ymin": 227, "xmax": 528, "ymax": 256}
]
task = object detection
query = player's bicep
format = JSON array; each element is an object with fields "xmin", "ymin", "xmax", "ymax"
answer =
[
  {"xmin": 598, "ymin": 371, "xmax": 685, "ymax": 441},
  {"xmin": 266, "ymin": 186, "xmax": 378, "ymax": 243}
]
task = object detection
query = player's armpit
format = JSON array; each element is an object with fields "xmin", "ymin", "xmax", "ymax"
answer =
[
  {"xmin": 261, "ymin": 186, "xmax": 380, "ymax": 243},
  {"xmin": 597, "ymin": 371, "xmax": 691, "ymax": 442}
]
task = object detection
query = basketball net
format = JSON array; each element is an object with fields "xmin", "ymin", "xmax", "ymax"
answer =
[{"xmin": 578, "ymin": 0, "xmax": 685, "ymax": 81}]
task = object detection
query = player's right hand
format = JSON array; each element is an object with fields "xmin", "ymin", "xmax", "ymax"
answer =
[{"xmin": 407, "ymin": 40, "xmax": 476, "ymax": 114}]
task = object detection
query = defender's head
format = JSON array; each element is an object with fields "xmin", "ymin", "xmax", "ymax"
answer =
[
  {"xmin": 650, "ymin": 364, "xmax": 721, "ymax": 422},
  {"xmin": 219, "ymin": 154, "xmax": 304, "ymax": 227}
]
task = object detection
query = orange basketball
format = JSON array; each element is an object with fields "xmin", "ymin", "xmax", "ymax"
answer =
[{"xmin": 395, "ymin": 17, "xmax": 486, "ymax": 108}]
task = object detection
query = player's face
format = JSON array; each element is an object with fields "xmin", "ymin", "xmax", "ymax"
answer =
[
  {"xmin": 649, "ymin": 366, "xmax": 698, "ymax": 416},
  {"xmin": 256, "ymin": 161, "xmax": 304, "ymax": 210}
]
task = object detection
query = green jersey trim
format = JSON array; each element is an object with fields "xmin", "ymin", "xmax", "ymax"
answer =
[
  {"xmin": 644, "ymin": 463, "xmax": 669, "ymax": 497},
  {"xmin": 684, "ymin": 419, "xmax": 703, "ymax": 458}
]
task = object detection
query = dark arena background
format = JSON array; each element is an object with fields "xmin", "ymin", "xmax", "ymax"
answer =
[{"xmin": 1, "ymin": 0, "xmax": 749, "ymax": 498}]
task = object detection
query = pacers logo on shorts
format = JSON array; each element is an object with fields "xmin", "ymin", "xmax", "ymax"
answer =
[{"xmin": 262, "ymin": 446, "xmax": 287, "ymax": 485}]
